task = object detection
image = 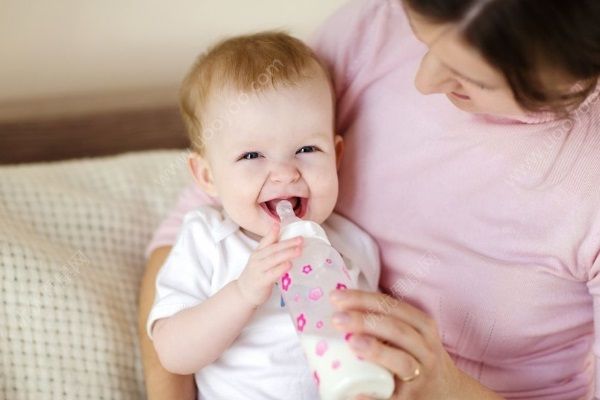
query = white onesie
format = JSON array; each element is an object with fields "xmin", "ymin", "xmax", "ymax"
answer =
[{"xmin": 147, "ymin": 205, "xmax": 381, "ymax": 400}]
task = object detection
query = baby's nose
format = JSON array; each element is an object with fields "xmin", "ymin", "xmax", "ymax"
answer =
[{"xmin": 270, "ymin": 161, "xmax": 300, "ymax": 183}]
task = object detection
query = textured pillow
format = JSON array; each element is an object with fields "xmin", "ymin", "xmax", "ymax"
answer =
[{"xmin": 0, "ymin": 150, "xmax": 190, "ymax": 399}]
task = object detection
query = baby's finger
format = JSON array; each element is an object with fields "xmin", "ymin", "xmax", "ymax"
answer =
[
  {"xmin": 266, "ymin": 261, "xmax": 293, "ymax": 282},
  {"xmin": 261, "ymin": 246, "xmax": 302, "ymax": 271},
  {"xmin": 257, "ymin": 223, "xmax": 280, "ymax": 250},
  {"xmin": 255, "ymin": 237, "xmax": 302, "ymax": 260}
]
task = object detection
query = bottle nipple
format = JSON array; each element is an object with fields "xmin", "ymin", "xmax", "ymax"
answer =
[
  {"xmin": 276, "ymin": 199, "xmax": 331, "ymax": 244},
  {"xmin": 275, "ymin": 200, "xmax": 299, "ymax": 226}
]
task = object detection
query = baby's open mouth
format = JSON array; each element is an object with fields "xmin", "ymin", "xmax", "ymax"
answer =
[{"xmin": 260, "ymin": 197, "xmax": 307, "ymax": 221}]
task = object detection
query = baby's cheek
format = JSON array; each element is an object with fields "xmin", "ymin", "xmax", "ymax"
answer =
[
  {"xmin": 311, "ymin": 174, "xmax": 339, "ymax": 222},
  {"xmin": 317, "ymin": 163, "xmax": 339, "ymax": 188}
]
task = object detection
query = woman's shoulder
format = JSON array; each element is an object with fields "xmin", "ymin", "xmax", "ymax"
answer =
[
  {"xmin": 315, "ymin": 0, "xmax": 395, "ymax": 30},
  {"xmin": 313, "ymin": 0, "xmax": 411, "ymax": 53},
  {"xmin": 311, "ymin": 0, "xmax": 421, "ymax": 127},
  {"xmin": 311, "ymin": 0, "xmax": 413, "ymax": 78}
]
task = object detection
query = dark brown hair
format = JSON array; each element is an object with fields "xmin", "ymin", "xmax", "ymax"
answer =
[{"xmin": 404, "ymin": 0, "xmax": 600, "ymax": 114}]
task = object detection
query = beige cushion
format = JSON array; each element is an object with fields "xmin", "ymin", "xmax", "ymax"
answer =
[{"xmin": 0, "ymin": 150, "xmax": 190, "ymax": 399}]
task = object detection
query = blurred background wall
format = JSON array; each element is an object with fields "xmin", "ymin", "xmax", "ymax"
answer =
[{"xmin": 0, "ymin": 0, "xmax": 347, "ymax": 121}]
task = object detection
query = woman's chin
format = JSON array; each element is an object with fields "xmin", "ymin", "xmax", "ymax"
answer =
[{"xmin": 446, "ymin": 94, "xmax": 477, "ymax": 112}]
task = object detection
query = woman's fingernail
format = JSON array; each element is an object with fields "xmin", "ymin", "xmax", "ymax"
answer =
[
  {"xmin": 350, "ymin": 336, "xmax": 372, "ymax": 352},
  {"xmin": 332, "ymin": 312, "xmax": 350, "ymax": 325}
]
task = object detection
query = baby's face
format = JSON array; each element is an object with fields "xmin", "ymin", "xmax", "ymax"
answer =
[{"xmin": 191, "ymin": 70, "xmax": 342, "ymax": 239}]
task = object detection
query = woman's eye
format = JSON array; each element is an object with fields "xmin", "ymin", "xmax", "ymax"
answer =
[
  {"xmin": 238, "ymin": 152, "xmax": 261, "ymax": 161},
  {"xmin": 296, "ymin": 145, "xmax": 319, "ymax": 154},
  {"xmin": 465, "ymin": 78, "xmax": 489, "ymax": 91},
  {"xmin": 453, "ymin": 73, "xmax": 490, "ymax": 91}
]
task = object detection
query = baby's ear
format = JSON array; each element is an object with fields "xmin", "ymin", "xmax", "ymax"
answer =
[
  {"xmin": 187, "ymin": 152, "xmax": 218, "ymax": 196},
  {"xmin": 334, "ymin": 134, "xmax": 344, "ymax": 171}
]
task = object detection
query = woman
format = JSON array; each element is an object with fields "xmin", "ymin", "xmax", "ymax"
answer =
[{"xmin": 138, "ymin": 0, "xmax": 600, "ymax": 398}]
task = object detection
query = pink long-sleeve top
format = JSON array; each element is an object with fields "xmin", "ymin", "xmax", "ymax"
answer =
[{"xmin": 146, "ymin": 0, "xmax": 600, "ymax": 398}]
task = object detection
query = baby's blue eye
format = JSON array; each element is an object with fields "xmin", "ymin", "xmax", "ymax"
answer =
[
  {"xmin": 239, "ymin": 152, "xmax": 261, "ymax": 161},
  {"xmin": 297, "ymin": 146, "xmax": 319, "ymax": 154}
]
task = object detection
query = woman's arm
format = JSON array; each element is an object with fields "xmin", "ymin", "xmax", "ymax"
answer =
[
  {"xmin": 328, "ymin": 289, "xmax": 505, "ymax": 400},
  {"xmin": 137, "ymin": 246, "xmax": 197, "ymax": 400}
]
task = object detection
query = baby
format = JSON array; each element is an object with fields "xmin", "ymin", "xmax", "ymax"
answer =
[{"xmin": 147, "ymin": 31, "xmax": 381, "ymax": 400}]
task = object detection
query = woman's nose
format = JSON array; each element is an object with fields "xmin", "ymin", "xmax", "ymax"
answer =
[
  {"xmin": 270, "ymin": 161, "xmax": 300, "ymax": 183},
  {"xmin": 414, "ymin": 51, "xmax": 459, "ymax": 95}
]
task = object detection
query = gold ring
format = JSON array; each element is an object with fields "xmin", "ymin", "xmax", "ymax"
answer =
[{"xmin": 399, "ymin": 364, "xmax": 421, "ymax": 382}]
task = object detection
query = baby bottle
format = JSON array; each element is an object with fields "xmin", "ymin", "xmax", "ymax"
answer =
[{"xmin": 275, "ymin": 200, "xmax": 394, "ymax": 400}]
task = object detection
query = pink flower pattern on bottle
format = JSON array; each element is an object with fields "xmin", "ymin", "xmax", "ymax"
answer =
[
  {"xmin": 281, "ymin": 272, "xmax": 292, "ymax": 291},
  {"xmin": 296, "ymin": 313, "xmax": 306, "ymax": 332},
  {"xmin": 316, "ymin": 340, "xmax": 328, "ymax": 356},
  {"xmin": 308, "ymin": 287, "xmax": 323, "ymax": 301},
  {"xmin": 275, "ymin": 240, "xmax": 363, "ymax": 392}
]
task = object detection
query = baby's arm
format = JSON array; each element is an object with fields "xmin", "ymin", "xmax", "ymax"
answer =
[
  {"xmin": 151, "ymin": 279, "xmax": 257, "ymax": 374},
  {"xmin": 150, "ymin": 223, "xmax": 302, "ymax": 375}
]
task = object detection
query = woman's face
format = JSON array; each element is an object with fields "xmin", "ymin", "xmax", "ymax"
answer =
[{"xmin": 404, "ymin": 4, "xmax": 527, "ymax": 118}]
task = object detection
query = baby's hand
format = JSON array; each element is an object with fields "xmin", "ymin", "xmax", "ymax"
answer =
[{"xmin": 236, "ymin": 223, "xmax": 302, "ymax": 307}]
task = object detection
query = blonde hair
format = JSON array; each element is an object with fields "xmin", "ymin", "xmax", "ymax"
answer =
[{"xmin": 180, "ymin": 31, "xmax": 331, "ymax": 154}]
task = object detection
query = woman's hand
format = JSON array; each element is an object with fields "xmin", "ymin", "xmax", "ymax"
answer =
[
  {"xmin": 328, "ymin": 289, "xmax": 503, "ymax": 400},
  {"xmin": 236, "ymin": 223, "xmax": 302, "ymax": 307}
]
